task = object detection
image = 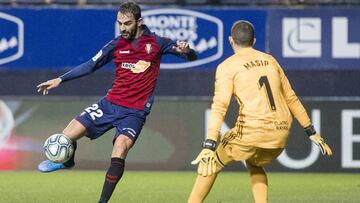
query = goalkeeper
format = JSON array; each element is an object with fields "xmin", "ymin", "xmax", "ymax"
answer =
[{"xmin": 188, "ymin": 20, "xmax": 332, "ymax": 203}]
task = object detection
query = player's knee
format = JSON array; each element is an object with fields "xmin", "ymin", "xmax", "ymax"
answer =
[
  {"xmin": 112, "ymin": 143, "xmax": 129, "ymax": 159},
  {"xmin": 246, "ymin": 161, "xmax": 265, "ymax": 174},
  {"xmin": 62, "ymin": 119, "xmax": 87, "ymax": 140},
  {"xmin": 112, "ymin": 135, "xmax": 133, "ymax": 158}
]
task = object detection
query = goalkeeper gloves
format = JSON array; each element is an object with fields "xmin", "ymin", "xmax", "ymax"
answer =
[
  {"xmin": 191, "ymin": 139, "xmax": 217, "ymax": 177},
  {"xmin": 305, "ymin": 125, "xmax": 333, "ymax": 156}
]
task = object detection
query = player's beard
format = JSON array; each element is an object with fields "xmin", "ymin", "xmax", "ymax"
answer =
[{"xmin": 122, "ymin": 23, "xmax": 138, "ymax": 41}]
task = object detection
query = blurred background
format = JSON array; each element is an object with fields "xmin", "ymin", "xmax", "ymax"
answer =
[{"xmin": 0, "ymin": 0, "xmax": 359, "ymax": 172}]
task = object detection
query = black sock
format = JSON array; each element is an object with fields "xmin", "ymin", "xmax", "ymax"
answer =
[
  {"xmin": 98, "ymin": 157, "xmax": 125, "ymax": 203},
  {"xmin": 63, "ymin": 141, "xmax": 77, "ymax": 167}
]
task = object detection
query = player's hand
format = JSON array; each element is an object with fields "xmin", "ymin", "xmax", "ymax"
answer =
[
  {"xmin": 36, "ymin": 78, "xmax": 62, "ymax": 95},
  {"xmin": 172, "ymin": 40, "xmax": 190, "ymax": 53},
  {"xmin": 191, "ymin": 149, "xmax": 216, "ymax": 176},
  {"xmin": 309, "ymin": 134, "xmax": 333, "ymax": 156}
]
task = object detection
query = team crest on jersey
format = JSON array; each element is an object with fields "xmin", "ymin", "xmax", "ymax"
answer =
[
  {"xmin": 145, "ymin": 44, "xmax": 152, "ymax": 54},
  {"xmin": 122, "ymin": 60, "xmax": 151, "ymax": 73}
]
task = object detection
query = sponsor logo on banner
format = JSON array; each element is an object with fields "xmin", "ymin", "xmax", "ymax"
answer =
[
  {"xmin": 0, "ymin": 12, "xmax": 24, "ymax": 65},
  {"xmin": 282, "ymin": 17, "xmax": 321, "ymax": 58},
  {"xmin": 332, "ymin": 17, "xmax": 360, "ymax": 58},
  {"xmin": 281, "ymin": 16, "xmax": 360, "ymax": 60},
  {"xmin": 116, "ymin": 9, "xmax": 223, "ymax": 69}
]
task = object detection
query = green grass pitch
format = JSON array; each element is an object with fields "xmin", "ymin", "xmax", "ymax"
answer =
[{"xmin": 0, "ymin": 171, "xmax": 358, "ymax": 202}]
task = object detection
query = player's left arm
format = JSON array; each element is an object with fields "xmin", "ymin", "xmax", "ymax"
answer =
[
  {"xmin": 157, "ymin": 36, "xmax": 197, "ymax": 61},
  {"xmin": 305, "ymin": 124, "xmax": 333, "ymax": 156},
  {"xmin": 206, "ymin": 63, "xmax": 233, "ymax": 142},
  {"xmin": 274, "ymin": 57, "xmax": 333, "ymax": 156}
]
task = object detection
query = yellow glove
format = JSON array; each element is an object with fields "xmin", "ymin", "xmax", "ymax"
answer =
[
  {"xmin": 191, "ymin": 139, "xmax": 218, "ymax": 176},
  {"xmin": 305, "ymin": 124, "xmax": 332, "ymax": 156},
  {"xmin": 309, "ymin": 134, "xmax": 333, "ymax": 156},
  {"xmin": 191, "ymin": 148, "xmax": 216, "ymax": 177}
]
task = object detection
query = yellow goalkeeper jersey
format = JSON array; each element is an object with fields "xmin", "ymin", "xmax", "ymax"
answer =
[{"xmin": 207, "ymin": 47, "xmax": 311, "ymax": 148}]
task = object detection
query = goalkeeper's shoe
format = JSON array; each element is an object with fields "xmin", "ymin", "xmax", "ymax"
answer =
[{"xmin": 38, "ymin": 160, "xmax": 74, "ymax": 173}]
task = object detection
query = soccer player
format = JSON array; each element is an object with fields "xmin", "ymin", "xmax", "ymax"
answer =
[
  {"xmin": 187, "ymin": 20, "xmax": 332, "ymax": 203},
  {"xmin": 36, "ymin": 2, "xmax": 197, "ymax": 203}
]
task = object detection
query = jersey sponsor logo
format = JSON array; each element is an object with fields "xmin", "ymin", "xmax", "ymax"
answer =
[
  {"xmin": 119, "ymin": 50, "xmax": 130, "ymax": 54},
  {"xmin": 145, "ymin": 43, "xmax": 152, "ymax": 54},
  {"xmin": 282, "ymin": 17, "xmax": 321, "ymax": 58},
  {"xmin": 121, "ymin": 62, "xmax": 134, "ymax": 69},
  {"xmin": 0, "ymin": 12, "xmax": 24, "ymax": 66},
  {"xmin": 115, "ymin": 9, "xmax": 223, "ymax": 69},
  {"xmin": 92, "ymin": 50, "xmax": 103, "ymax": 62},
  {"xmin": 121, "ymin": 60, "xmax": 151, "ymax": 73}
]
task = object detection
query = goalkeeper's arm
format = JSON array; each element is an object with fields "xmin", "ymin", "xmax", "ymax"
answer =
[{"xmin": 304, "ymin": 124, "xmax": 333, "ymax": 156}]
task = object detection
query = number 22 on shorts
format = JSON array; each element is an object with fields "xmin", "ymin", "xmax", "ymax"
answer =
[{"xmin": 84, "ymin": 104, "xmax": 104, "ymax": 120}]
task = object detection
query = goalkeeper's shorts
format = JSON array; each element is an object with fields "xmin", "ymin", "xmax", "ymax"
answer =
[{"xmin": 214, "ymin": 129, "xmax": 284, "ymax": 172}]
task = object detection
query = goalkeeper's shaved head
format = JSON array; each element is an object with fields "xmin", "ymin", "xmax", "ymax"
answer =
[{"xmin": 231, "ymin": 20, "xmax": 255, "ymax": 47}]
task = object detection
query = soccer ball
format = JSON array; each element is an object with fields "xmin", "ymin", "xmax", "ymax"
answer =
[{"xmin": 43, "ymin": 134, "xmax": 74, "ymax": 163}]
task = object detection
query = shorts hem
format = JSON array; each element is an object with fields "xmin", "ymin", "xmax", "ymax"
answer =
[
  {"xmin": 113, "ymin": 133, "xmax": 137, "ymax": 144},
  {"xmin": 74, "ymin": 117, "xmax": 95, "ymax": 140}
]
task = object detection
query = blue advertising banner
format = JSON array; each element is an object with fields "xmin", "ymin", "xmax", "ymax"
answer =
[
  {"xmin": 0, "ymin": 8, "xmax": 116, "ymax": 70},
  {"xmin": 267, "ymin": 8, "xmax": 360, "ymax": 70},
  {"xmin": 0, "ymin": 7, "xmax": 266, "ymax": 71}
]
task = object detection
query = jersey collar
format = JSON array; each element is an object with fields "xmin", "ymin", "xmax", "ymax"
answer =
[
  {"xmin": 235, "ymin": 47, "xmax": 256, "ymax": 56},
  {"xmin": 141, "ymin": 25, "xmax": 152, "ymax": 36}
]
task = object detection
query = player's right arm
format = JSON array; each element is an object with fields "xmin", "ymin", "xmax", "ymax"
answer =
[
  {"xmin": 191, "ymin": 62, "xmax": 234, "ymax": 176},
  {"xmin": 274, "ymin": 57, "xmax": 332, "ymax": 156},
  {"xmin": 36, "ymin": 38, "xmax": 118, "ymax": 95},
  {"xmin": 37, "ymin": 78, "xmax": 62, "ymax": 95},
  {"xmin": 207, "ymin": 62, "xmax": 234, "ymax": 142}
]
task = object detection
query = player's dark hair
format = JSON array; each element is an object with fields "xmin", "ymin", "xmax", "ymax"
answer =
[
  {"xmin": 231, "ymin": 20, "xmax": 255, "ymax": 47},
  {"xmin": 119, "ymin": 1, "xmax": 142, "ymax": 21}
]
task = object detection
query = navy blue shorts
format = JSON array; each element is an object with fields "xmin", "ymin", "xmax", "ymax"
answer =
[{"xmin": 75, "ymin": 97, "xmax": 147, "ymax": 142}]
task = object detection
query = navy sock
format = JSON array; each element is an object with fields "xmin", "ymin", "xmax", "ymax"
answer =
[
  {"xmin": 63, "ymin": 141, "xmax": 76, "ymax": 167},
  {"xmin": 98, "ymin": 157, "xmax": 125, "ymax": 203}
]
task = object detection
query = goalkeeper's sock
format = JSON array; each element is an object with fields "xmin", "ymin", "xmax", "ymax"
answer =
[
  {"xmin": 63, "ymin": 141, "xmax": 76, "ymax": 167},
  {"xmin": 98, "ymin": 157, "xmax": 125, "ymax": 203}
]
